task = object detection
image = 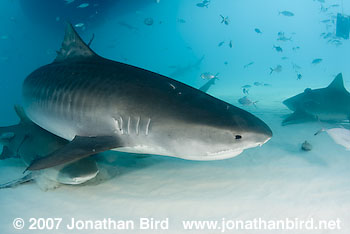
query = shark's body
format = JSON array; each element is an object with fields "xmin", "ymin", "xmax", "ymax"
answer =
[
  {"xmin": 0, "ymin": 106, "xmax": 99, "ymax": 189},
  {"xmin": 22, "ymin": 24, "xmax": 272, "ymax": 171},
  {"xmin": 282, "ymin": 73, "xmax": 350, "ymax": 125}
]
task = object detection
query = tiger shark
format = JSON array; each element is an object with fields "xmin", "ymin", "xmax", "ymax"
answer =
[
  {"xmin": 282, "ymin": 73, "xmax": 350, "ymax": 125},
  {"xmin": 23, "ymin": 23, "xmax": 272, "ymax": 171}
]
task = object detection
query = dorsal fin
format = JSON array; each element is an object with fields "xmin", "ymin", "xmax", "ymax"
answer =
[
  {"xmin": 327, "ymin": 73, "xmax": 346, "ymax": 91},
  {"xmin": 54, "ymin": 23, "xmax": 97, "ymax": 62},
  {"xmin": 14, "ymin": 105, "xmax": 31, "ymax": 124}
]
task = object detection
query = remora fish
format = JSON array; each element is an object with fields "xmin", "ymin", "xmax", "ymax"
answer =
[{"xmin": 22, "ymin": 23, "xmax": 272, "ymax": 170}]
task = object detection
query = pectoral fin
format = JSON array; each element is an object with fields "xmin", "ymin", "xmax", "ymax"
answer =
[
  {"xmin": 282, "ymin": 109, "xmax": 316, "ymax": 126},
  {"xmin": 26, "ymin": 136, "xmax": 122, "ymax": 171}
]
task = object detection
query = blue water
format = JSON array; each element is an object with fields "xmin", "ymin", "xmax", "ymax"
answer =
[{"xmin": 1, "ymin": 0, "xmax": 350, "ymax": 233}]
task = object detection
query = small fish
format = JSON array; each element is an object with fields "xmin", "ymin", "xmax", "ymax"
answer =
[
  {"xmin": 242, "ymin": 85, "xmax": 252, "ymax": 89},
  {"xmin": 279, "ymin": 11, "xmax": 294, "ymax": 17},
  {"xmin": 224, "ymin": 61, "xmax": 228, "ymax": 65},
  {"xmin": 254, "ymin": 82, "xmax": 270, "ymax": 87},
  {"xmin": 277, "ymin": 36, "xmax": 292, "ymax": 42},
  {"xmin": 321, "ymin": 19, "xmax": 331, "ymax": 23},
  {"xmin": 74, "ymin": 23, "xmax": 84, "ymax": 28},
  {"xmin": 270, "ymin": 65, "xmax": 282, "ymax": 75},
  {"xmin": 297, "ymin": 73, "xmax": 302, "ymax": 80},
  {"xmin": 229, "ymin": 40, "xmax": 233, "ymax": 48},
  {"xmin": 329, "ymin": 4, "xmax": 340, "ymax": 8},
  {"xmin": 64, "ymin": 0, "xmax": 75, "ymax": 4},
  {"xmin": 200, "ymin": 72, "xmax": 219, "ymax": 80},
  {"xmin": 292, "ymin": 46, "xmax": 300, "ymax": 51},
  {"xmin": 77, "ymin": 3, "xmax": 89, "ymax": 8},
  {"xmin": 242, "ymin": 88, "xmax": 249, "ymax": 95},
  {"xmin": 330, "ymin": 40, "xmax": 342, "ymax": 47},
  {"xmin": 196, "ymin": 1, "xmax": 209, "ymax": 8},
  {"xmin": 243, "ymin": 62, "xmax": 254, "ymax": 68},
  {"xmin": 320, "ymin": 5, "xmax": 328, "ymax": 13},
  {"xmin": 177, "ymin": 18, "xmax": 186, "ymax": 23},
  {"xmin": 273, "ymin": 45, "xmax": 283, "ymax": 52},
  {"xmin": 254, "ymin": 28, "xmax": 262, "ymax": 34},
  {"xmin": 238, "ymin": 96, "xmax": 258, "ymax": 107},
  {"xmin": 144, "ymin": 18, "xmax": 154, "ymax": 26},
  {"xmin": 278, "ymin": 31, "xmax": 284, "ymax": 37},
  {"xmin": 301, "ymin": 141, "xmax": 312, "ymax": 151},
  {"xmin": 218, "ymin": 41, "xmax": 225, "ymax": 47},
  {"xmin": 312, "ymin": 58, "xmax": 323, "ymax": 65},
  {"xmin": 281, "ymin": 56, "xmax": 289, "ymax": 60},
  {"xmin": 220, "ymin": 15, "xmax": 229, "ymax": 25}
]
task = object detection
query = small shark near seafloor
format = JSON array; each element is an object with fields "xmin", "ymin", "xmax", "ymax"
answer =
[{"xmin": 282, "ymin": 73, "xmax": 350, "ymax": 125}]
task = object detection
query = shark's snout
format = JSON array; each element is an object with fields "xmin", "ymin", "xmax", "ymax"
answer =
[{"xmin": 233, "ymin": 110, "xmax": 273, "ymax": 139}]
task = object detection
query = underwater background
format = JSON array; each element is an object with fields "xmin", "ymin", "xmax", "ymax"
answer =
[{"xmin": 0, "ymin": 0, "xmax": 350, "ymax": 233}]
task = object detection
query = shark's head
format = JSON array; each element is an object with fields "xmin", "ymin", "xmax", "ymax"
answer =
[
  {"xmin": 152, "ymin": 101, "xmax": 273, "ymax": 160},
  {"xmin": 283, "ymin": 88, "xmax": 313, "ymax": 112}
]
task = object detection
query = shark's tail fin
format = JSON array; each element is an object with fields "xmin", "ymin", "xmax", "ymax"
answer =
[
  {"xmin": 269, "ymin": 68, "xmax": 274, "ymax": 75},
  {"xmin": 314, "ymin": 128, "xmax": 326, "ymax": 136},
  {"xmin": 220, "ymin": 15, "xmax": 224, "ymax": 23},
  {"xmin": 253, "ymin": 101, "xmax": 259, "ymax": 108}
]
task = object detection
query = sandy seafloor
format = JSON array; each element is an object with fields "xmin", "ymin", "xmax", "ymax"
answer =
[{"xmin": 0, "ymin": 93, "xmax": 349, "ymax": 234}]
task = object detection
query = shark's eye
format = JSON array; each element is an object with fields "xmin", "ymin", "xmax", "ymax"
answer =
[{"xmin": 235, "ymin": 135, "xmax": 242, "ymax": 140}]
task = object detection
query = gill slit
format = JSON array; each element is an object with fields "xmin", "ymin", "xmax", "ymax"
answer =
[
  {"xmin": 145, "ymin": 118, "xmax": 151, "ymax": 136},
  {"xmin": 119, "ymin": 116, "xmax": 124, "ymax": 134},
  {"xmin": 127, "ymin": 116, "xmax": 131, "ymax": 135},
  {"xmin": 136, "ymin": 116, "xmax": 140, "ymax": 135}
]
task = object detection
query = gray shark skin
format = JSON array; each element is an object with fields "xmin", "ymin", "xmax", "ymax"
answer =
[
  {"xmin": 0, "ymin": 105, "xmax": 99, "ymax": 188},
  {"xmin": 23, "ymin": 23, "xmax": 272, "ymax": 171},
  {"xmin": 282, "ymin": 73, "xmax": 350, "ymax": 125}
]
